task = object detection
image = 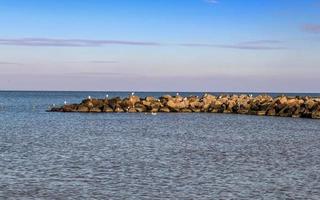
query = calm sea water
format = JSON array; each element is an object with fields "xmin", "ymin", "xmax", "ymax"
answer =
[{"xmin": 1, "ymin": 91, "xmax": 320, "ymax": 199}]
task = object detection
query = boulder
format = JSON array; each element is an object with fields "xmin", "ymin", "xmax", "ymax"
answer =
[
  {"xmin": 287, "ymin": 99, "xmax": 299, "ymax": 107},
  {"xmin": 149, "ymin": 101, "xmax": 162, "ymax": 111},
  {"xmin": 266, "ymin": 108, "xmax": 276, "ymax": 116},
  {"xmin": 305, "ymin": 99, "xmax": 316, "ymax": 110},
  {"xmin": 128, "ymin": 107, "xmax": 137, "ymax": 113},
  {"xmin": 145, "ymin": 96, "xmax": 156, "ymax": 102},
  {"xmin": 135, "ymin": 103, "xmax": 147, "ymax": 112},
  {"xmin": 191, "ymin": 108, "xmax": 201, "ymax": 113},
  {"xmin": 129, "ymin": 95, "xmax": 140, "ymax": 105},
  {"xmin": 114, "ymin": 107, "xmax": 124, "ymax": 112},
  {"xmin": 102, "ymin": 106, "xmax": 113, "ymax": 113},
  {"xmin": 142, "ymin": 100, "xmax": 151, "ymax": 107},
  {"xmin": 160, "ymin": 95, "xmax": 172, "ymax": 103},
  {"xmin": 312, "ymin": 110, "xmax": 320, "ymax": 119},
  {"xmin": 108, "ymin": 97, "xmax": 122, "ymax": 109},
  {"xmin": 166, "ymin": 100, "xmax": 188, "ymax": 111},
  {"xmin": 90, "ymin": 107, "xmax": 102, "ymax": 113},
  {"xmin": 181, "ymin": 108, "xmax": 192, "ymax": 112},
  {"xmin": 63, "ymin": 104, "xmax": 77, "ymax": 112},
  {"xmin": 213, "ymin": 100, "xmax": 223, "ymax": 110},
  {"xmin": 278, "ymin": 96, "xmax": 288, "ymax": 105},
  {"xmin": 159, "ymin": 107, "xmax": 170, "ymax": 112},
  {"xmin": 77, "ymin": 105, "xmax": 89, "ymax": 112},
  {"xmin": 257, "ymin": 111, "xmax": 266, "ymax": 116}
]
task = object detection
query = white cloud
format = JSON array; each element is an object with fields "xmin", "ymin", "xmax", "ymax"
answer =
[{"xmin": 205, "ymin": 0, "xmax": 219, "ymax": 4}]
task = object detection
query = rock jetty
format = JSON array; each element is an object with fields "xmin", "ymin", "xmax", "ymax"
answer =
[{"xmin": 49, "ymin": 94, "xmax": 320, "ymax": 119}]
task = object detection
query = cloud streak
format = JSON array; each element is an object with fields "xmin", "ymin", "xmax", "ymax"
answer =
[
  {"xmin": 180, "ymin": 40, "xmax": 286, "ymax": 50},
  {"xmin": 0, "ymin": 37, "xmax": 286, "ymax": 50},
  {"xmin": 0, "ymin": 61, "xmax": 20, "ymax": 65},
  {"xmin": 88, "ymin": 60, "xmax": 118, "ymax": 64},
  {"xmin": 0, "ymin": 38, "xmax": 160, "ymax": 47},
  {"xmin": 302, "ymin": 24, "xmax": 320, "ymax": 34}
]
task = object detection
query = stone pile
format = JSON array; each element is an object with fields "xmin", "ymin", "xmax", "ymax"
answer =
[{"xmin": 49, "ymin": 94, "xmax": 320, "ymax": 119}]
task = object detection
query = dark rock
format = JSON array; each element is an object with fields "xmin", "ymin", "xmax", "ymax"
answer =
[
  {"xmin": 63, "ymin": 104, "xmax": 77, "ymax": 112},
  {"xmin": 102, "ymin": 106, "xmax": 113, "ymax": 113}
]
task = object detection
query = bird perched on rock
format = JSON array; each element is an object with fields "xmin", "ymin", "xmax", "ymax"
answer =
[
  {"xmin": 64, "ymin": 101, "xmax": 67, "ymax": 105},
  {"xmin": 88, "ymin": 96, "xmax": 91, "ymax": 100},
  {"xmin": 106, "ymin": 94, "xmax": 109, "ymax": 98},
  {"xmin": 131, "ymin": 92, "xmax": 135, "ymax": 96}
]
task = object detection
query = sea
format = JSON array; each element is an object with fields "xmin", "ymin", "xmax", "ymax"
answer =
[{"xmin": 1, "ymin": 91, "xmax": 320, "ymax": 199}]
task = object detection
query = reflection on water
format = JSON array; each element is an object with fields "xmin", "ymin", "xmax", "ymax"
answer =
[{"xmin": 1, "ymin": 91, "xmax": 320, "ymax": 199}]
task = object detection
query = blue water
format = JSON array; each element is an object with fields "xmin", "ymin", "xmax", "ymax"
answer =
[{"xmin": 1, "ymin": 91, "xmax": 320, "ymax": 199}]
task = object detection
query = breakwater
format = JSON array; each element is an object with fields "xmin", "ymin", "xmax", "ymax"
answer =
[{"xmin": 49, "ymin": 94, "xmax": 320, "ymax": 119}]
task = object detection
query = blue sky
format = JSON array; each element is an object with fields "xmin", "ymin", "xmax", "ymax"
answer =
[{"xmin": 0, "ymin": 0, "xmax": 319, "ymax": 92}]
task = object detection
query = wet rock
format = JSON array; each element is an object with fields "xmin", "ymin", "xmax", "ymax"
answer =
[
  {"xmin": 159, "ymin": 107, "xmax": 170, "ymax": 112},
  {"xmin": 257, "ymin": 111, "xmax": 266, "ymax": 116},
  {"xmin": 102, "ymin": 106, "xmax": 113, "ymax": 113},
  {"xmin": 128, "ymin": 107, "xmax": 137, "ymax": 113},
  {"xmin": 181, "ymin": 108, "xmax": 192, "ymax": 113},
  {"xmin": 90, "ymin": 107, "xmax": 101, "ymax": 113},
  {"xmin": 191, "ymin": 108, "xmax": 201, "ymax": 113}
]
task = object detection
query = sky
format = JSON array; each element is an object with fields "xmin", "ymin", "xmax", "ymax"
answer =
[{"xmin": 0, "ymin": 0, "xmax": 320, "ymax": 92}]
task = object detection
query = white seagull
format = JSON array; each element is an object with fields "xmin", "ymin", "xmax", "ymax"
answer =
[
  {"xmin": 131, "ymin": 92, "xmax": 135, "ymax": 96},
  {"xmin": 88, "ymin": 95, "xmax": 92, "ymax": 100},
  {"xmin": 64, "ymin": 101, "xmax": 67, "ymax": 105}
]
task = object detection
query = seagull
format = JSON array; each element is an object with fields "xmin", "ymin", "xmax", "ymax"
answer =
[
  {"xmin": 88, "ymin": 96, "xmax": 91, "ymax": 100},
  {"xmin": 64, "ymin": 101, "xmax": 67, "ymax": 105},
  {"xmin": 176, "ymin": 92, "xmax": 180, "ymax": 96},
  {"xmin": 249, "ymin": 94, "xmax": 253, "ymax": 98},
  {"xmin": 131, "ymin": 92, "xmax": 135, "ymax": 96},
  {"xmin": 106, "ymin": 94, "xmax": 109, "ymax": 98}
]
